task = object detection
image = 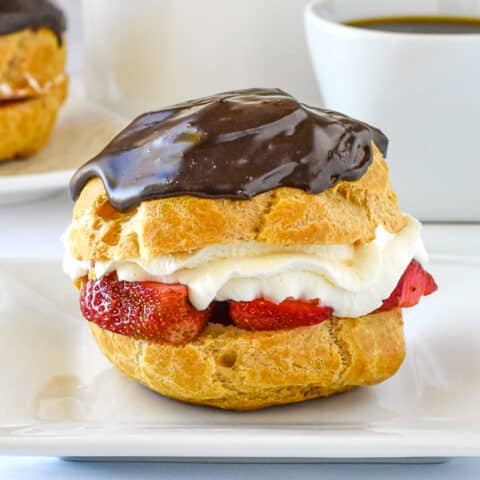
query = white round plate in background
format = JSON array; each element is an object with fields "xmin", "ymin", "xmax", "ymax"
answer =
[
  {"xmin": 0, "ymin": 93, "xmax": 127, "ymax": 206},
  {"xmin": 0, "ymin": 170, "xmax": 74, "ymax": 205}
]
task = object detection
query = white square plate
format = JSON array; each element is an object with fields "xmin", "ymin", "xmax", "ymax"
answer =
[{"xmin": 0, "ymin": 257, "xmax": 478, "ymax": 460}]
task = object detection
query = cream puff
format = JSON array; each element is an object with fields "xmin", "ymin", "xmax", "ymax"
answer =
[
  {"xmin": 63, "ymin": 89, "xmax": 437, "ymax": 410},
  {"xmin": 0, "ymin": 0, "xmax": 67, "ymax": 161}
]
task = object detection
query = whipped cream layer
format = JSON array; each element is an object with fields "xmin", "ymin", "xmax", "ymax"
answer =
[{"xmin": 63, "ymin": 215, "xmax": 427, "ymax": 318}]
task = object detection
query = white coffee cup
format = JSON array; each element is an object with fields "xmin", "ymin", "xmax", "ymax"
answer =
[
  {"xmin": 305, "ymin": 0, "xmax": 480, "ymax": 222},
  {"xmin": 82, "ymin": 0, "xmax": 320, "ymax": 116}
]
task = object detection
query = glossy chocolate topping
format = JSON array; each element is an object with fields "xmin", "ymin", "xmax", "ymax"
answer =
[
  {"xmin": 70, "ymin": 89, "xmax": 388, "ymax": 211},
  {"xmin": 0, "ymin": 0, "xmax": 66, "ymax": 43}
]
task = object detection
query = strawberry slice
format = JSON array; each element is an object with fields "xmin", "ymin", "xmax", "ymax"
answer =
[
  {"xmin": 80, "ymin": 274, "xmax": 211, "ymax": 345},
  {"xmin": 379, "ymin": 260, "xmax": 437, "ymax": 311},
  {"xmin": 229, "ymin": 298, "xmax": 333, "ymax": 331}
]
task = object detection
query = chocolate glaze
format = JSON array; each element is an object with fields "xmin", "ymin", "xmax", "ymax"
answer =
[
  {"xmin": 70, "ymin": 89, "xmax": 388, "ymax": 211},
  {"xmin": 0, "ymin": 0, "xmax": 66, "ymax": 43}
]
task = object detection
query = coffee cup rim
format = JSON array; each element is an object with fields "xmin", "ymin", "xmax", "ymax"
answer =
[{"xmin": 305, "ymin": 0, "xmax": 480, "ymax": 41}]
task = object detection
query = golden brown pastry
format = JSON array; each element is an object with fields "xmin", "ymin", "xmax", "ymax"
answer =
[
  {"xmin": 90, "ymin": 310, "xmax": 405, "ymax": 410},
  {"xmin": 63, "ymin": 89, "xmax": 437, "ymax": 410},
  {"xmin": 0, "ymin": 1, "xmax": 67, "ymax": 161},
  {"xmin": 0, "ymin": 79, "xmax": 66, "ymax": 160},
  {"xmin": 68, "ymin": 146, "xmax": 407, "ymax": 262}
]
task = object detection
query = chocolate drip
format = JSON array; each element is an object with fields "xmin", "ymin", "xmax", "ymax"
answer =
[
  {"xmin": 0, "ymin": 0, "xmax": 66, "ymax": 43},
  {"xmin": 70, "ymin": 89, "xmax": 388, "ymax": 211}
]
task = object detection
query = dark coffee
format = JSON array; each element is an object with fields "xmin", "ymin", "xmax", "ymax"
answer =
[{"xmin": 345, "ymin": 16, "xmax": 480, "ymax": 34}]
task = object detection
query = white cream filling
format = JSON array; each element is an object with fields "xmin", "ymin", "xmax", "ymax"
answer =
[
  {"xmin": 0, "ymin": 73, "xmax": 66, "ymax": 99},
  {"xmin": 63, "ymin": 215, "xmax": 427, "ymax": 318}
]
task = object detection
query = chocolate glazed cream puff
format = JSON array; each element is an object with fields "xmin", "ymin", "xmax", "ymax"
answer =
[
  {"xmin": 64, "ymin": 89, "xmax": 437, "ymax": 410},
  {"xmin": 0, "ymin": 0, "xmax": 67, "ymax": 161}
]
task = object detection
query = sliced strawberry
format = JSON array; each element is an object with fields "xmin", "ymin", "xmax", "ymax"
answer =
[
  {"xmin": 80, "ymin": 274, "xmax": 211, "ymax": 345},
  {"xmin": 229, "ymin": 298, "xmax": 333, "ymax": 331},
  {"xmin": 379, "ymin": 260, "xmax": 437, "ymax": 312}
]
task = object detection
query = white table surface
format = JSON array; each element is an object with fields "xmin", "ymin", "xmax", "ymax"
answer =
[{"xmin": 1, "ymin": 191, "xmax": 480, "ymax": 478}]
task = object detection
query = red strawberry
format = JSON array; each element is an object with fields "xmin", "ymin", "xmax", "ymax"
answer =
[
  {"xmin": 80, "ymin": 274, "xmax": 211, "ymax": 345},
  {"xmin": 229, "ymin": 298, "xmax": 333, "ymax": 331},
  {"xmin": 379, "ymin": 260, "xmax": 437, "ymax": 312}
]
